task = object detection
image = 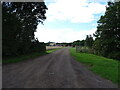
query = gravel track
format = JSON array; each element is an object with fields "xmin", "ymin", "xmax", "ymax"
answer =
[{"xmin": 2, "ymin": 48, "xmax": 117, "ymax": 88}]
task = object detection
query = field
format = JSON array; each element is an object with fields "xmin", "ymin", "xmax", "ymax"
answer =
[
  {"xmin": 70, "ymin": 48, "xmax": 119, "ymax": 84},
  {"xmin": 46, "ymin": 46, "xmax": 64, "ymax": 50}
]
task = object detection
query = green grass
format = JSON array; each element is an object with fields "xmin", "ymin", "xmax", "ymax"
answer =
[
  {"xmin": 46, "ymin": 48, "xmax": 63, "ymax": 53},
  {"xmin": 2, "ymin": 48, "xmax": 63, "ymax": 64},
  {"xmin": 2, "ymin": 52, "xmax": 47, "ymax": 64},
  {"xmin": 70, "ymin": 48, "xmax": 119, "ymax": 84}
]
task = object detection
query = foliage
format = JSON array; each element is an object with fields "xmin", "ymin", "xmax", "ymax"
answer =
[
  {"xmin": 73, "ymin": 40, "xmax": 85, "ymax": 47},
  {"xmin": 3, "ymin": 52, "xmax": 47, "ymax": 64},
  {"xmin": 3, "ymin": 48, "xmax": 63, "ymax": 64},
  {"xmin": 75, "ymin": 35, "xmax": 94, "ymax": 54},
  {"xmin": 93, "ymin": 2, "xmax": 120, "ymax": 60},
  {"xmin": 78, "ymin": 46, "xmax": 94, "ymax": 54},
  {"xmin": 70, "ymin": 48, "xmax": 119, "ymax": 84},
  {"xmin": 85, "ymin": 35, "xmax": 94, "ymax": 48},
  {"xmin": 2, "ymin": 2, "xmax": 47, "ymax": 58}
]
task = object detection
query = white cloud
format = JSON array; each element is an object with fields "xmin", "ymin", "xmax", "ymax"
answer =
[
  {"xmin": 35, "ymin": 26, "xmax": 96, "ymax": 43},
  {"xmin": 35, "ymin": 0, "xmax": 106, "ymax": 42},
  {"xmin": 46, "ymin": 0, "xmax": 106, "ymax": 23}
]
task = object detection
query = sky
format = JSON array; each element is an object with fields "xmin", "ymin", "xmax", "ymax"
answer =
[{"xmin": 35, "ymin": 0, "xmax": 111, "ymax": 43}]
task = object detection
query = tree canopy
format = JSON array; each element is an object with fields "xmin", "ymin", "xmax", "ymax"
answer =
[
  {"xmin": 2, "ymin": 2, "xmax": 48, "ymax": 57},
  {"xmin": 85, "ymin": 35, "xmax": 94, "ymax": 48},
  {"xmin": 93, "ymin": 2, "xmax": 120, "ymax": 60}
]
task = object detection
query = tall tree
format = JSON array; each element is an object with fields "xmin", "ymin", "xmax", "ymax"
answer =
[
  {"xmin": 85, "ymin": 35, "xmax": 94, "ymax": 48},
  {"xmin": 93, "ymin": 2, "xmax": 120, "ymax": 60},
  {"xmin": 2, "ymin": 2, "xmax": 48, "ymax": 57}
]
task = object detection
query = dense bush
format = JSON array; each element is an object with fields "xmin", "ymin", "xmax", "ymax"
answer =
[{"xmin": 76, "ymin": 46, "xmax": 94, "ymax": 54}]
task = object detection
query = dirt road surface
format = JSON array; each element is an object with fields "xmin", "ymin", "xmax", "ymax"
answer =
[{"xmin": 2, "ymin": 48, "xmax": 117, "ymax": 88}]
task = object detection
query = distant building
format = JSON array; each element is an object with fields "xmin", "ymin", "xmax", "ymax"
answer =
[{"xmin": 49, "ymin": 42, "xmax": 56, "ymax": 46}]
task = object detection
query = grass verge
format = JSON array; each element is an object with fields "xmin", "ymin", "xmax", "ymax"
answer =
[
  {"xmin": 2, "ymin": 48, "xmax": 63, "ymax": 64},
  {"xmin": 70, "ymin": 48, "xmax": 119, "ymax": 84},
  {"xmin": 46, "ymin": 48, "xmax": 63, "ymax": 53},
  {"xmin": 2, "ymin": 52, "xmax": 47, "ymax": 64}
]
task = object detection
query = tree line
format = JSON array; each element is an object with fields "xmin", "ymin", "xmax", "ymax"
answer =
[
  {"xmin": 73, "ymin": 2, "xmax": 120, "ymax": 60},
  {"xmin": 2, "ymin": 2, "xmax": 48, "ymax": 58}
]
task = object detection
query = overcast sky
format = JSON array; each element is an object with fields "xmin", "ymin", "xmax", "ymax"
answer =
[{"xmin": 35, "ymin": 0, "xmax": 110, "ymax": 43}]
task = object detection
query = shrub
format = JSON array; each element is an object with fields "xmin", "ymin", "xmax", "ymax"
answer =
[
  {"xmin": 76, "ymin": 46, "xmax": 94, "ymax": 54},
  {"xmin": 108, "ymin": 52, "xmax": 120, "ymax": 60}
]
